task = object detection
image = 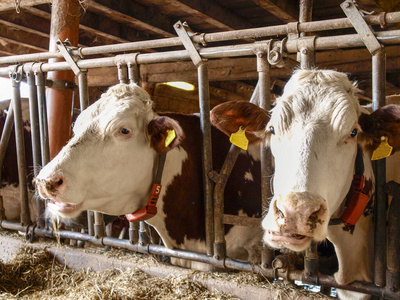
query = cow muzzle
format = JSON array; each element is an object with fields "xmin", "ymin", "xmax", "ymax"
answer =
[
  {"xmin": 262, "ymin": 192, "xmax": 328, "ymax": 252},
  {"xmin": 35, "ymin": 175, "xmax": 66, "ymax": 199}
]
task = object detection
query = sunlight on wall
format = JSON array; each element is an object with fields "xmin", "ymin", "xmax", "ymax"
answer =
[{"xmin": 0, "ymin": 77, "xmax": 30, "ymax": 101}]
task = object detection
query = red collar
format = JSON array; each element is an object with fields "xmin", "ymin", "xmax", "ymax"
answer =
[
  {"xmin": 126, "ymin": 153, "xmax": 166, "ymax": 222},
  {"xmin": 330, "ymin": 146, "xmax": 369, "ymax": 226}
]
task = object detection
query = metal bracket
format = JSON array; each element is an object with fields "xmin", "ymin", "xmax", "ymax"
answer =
[
  {"xmin": 267, "ymin": 39, "xmax": 287, "ymax": 68},
  {"xmin": 174, "ymin": 21, "xmax": 205, "ymax": 67},
  {"xmin": 341, "ymin": 0, "xmax": 382, "ymax": 55},
  {"xmin": 287, "ymin": 22, "xmax": 299, "ymax": 40},
  {"xmin": 9, "ymin": 64, "xmax": 23, "ymax": 83},
  {"xmin": 56, "ymin": 38, "xmax": 86, "ymax": 76}
]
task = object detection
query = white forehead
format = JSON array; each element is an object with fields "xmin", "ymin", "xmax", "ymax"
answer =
[
  {"xmin": 73, "ymin": 83, "xmax": 154, "ymax": 136},
  {"xmin": 271, "ymin": 69, "xmax": 361, "ymax": 136}
]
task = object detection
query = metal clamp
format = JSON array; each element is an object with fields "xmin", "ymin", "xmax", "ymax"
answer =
[
  {"xmin": 174, "ymin": 20, "xmax": 205, "ymax": 67},
  {"xmin": 287, "ymin": 22, "xmax": 299, "ymax": 39},
  {"xmin": 341, "ymin": 0, "xmax": 382, "ymax": 55},
  {"xmin": 9, "ymin": 64, "xmax": 23, "ymax": 83},
  {"xmin": 56, "ymin": 38, "xmax": 87, "ymax": 76},
  {"xmin": 267, "ymin": 38, "xmax": 287, "ymax": 68}
]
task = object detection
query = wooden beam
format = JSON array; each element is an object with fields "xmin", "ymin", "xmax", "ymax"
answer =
[
  {"xmin": 251, "ymin": 0, "xmax": 298, "ymax": 23},
  {"xmin": 0, "ymin": 36, "xmax": 46, "ymax": 52},
  {"xmin": 0, "ymin": 0, "xmax": 51, "ymax": 11},
  {"xmin": 0, "ymin": 22, "xmax": 49, "ymax": 50},
  {"xmin": 87, "ymin": 0, "xmax": 176, "ymax": 38},
  {"xmin": 165, "ymin": 0, "xmax": 253, "ymax": 30}
]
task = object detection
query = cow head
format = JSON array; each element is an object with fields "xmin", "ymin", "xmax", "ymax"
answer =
[
  {"xmin": 211, "ymin": 69, "xmax": 400, "ymax": 252},
  {"xmin": 36, "ymin": 83, "xmax": 184, "ymax": 218}
]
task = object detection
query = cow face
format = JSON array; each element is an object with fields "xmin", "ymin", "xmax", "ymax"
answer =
[
  {"xmin": 36, "ymin": 84, "xmax": 184, "ymax": 218},
  {"xmin": 211, "ymin": 69, "xmax": 400, "ymax": 253}
]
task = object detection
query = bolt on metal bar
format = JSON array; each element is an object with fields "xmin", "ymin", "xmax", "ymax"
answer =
[
  {"xmin": 27, "ymin": 70, "xmax": 45, "ymax": 228},
  {"xmin": 372, "ymin": 48, "xmax": 387, "ymax": 288},
  {"xmin": 10, "ymin": 74, "xmax": 31, "ymax": 226}
]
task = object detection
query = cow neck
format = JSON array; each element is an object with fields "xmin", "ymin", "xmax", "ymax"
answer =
[
  {"xmin": 126, "ymin": 153, "xmax": 167, "ymax": 222},
  {"xmin": 329, "ymin": 146, "xmax": 369, "ymax": 226}
]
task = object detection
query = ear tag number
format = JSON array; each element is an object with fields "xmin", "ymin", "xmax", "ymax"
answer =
[
  {"xmin": 230, "ymin": 126, "xmax": 249, "ymax": 150},
  {"xmin": 165, "ymin": 129, "xmax": 176, "ymax": 147},
  {"xmin": 371, "ymin": 136, "xmax": 393, "ymax": 160}
]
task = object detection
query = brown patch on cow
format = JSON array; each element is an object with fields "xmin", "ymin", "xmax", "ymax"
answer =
[
  {"xmin": 160, "ymin": 113, "xmax": 262, "ymax": 245},
  {"xmin": 211, "ymin": 101, "xmax": 270, "ymax": 144},
  {"xmin": 147, "ymin": 116, "xmax": 185, "ymax": 153},
  {"xmin": 359, "ymin": 104, "xmax": 400, "ymax": 154},
  {"xmin": 342, "ymin": 223, "xmax": 355, "ymax": 234}
]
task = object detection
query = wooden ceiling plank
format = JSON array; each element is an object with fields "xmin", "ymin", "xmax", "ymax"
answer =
[
  {"xmin": 87, "ymin": 0, "xmax": 176, "ymax": 38},
  {"xmin": 0, "ymin": 36, "xmax": 46, "ymax": 52},
  {"xmin": 0, "ymin": 0, "xmax": 51, "ymax": 12},
  {"xmin": 251, "ymin": 0, "xmax": 298, "ymax": 23},
  {"xmin": 166, "ymin": 0, "xmax": 253, "ymax": 30}
]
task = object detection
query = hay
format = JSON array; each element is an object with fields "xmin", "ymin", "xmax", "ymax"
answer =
[
  {"xmin": 0, "ymin": 247, "xmax": 237, "ymax": 300},
  {"xmin": 0, "ymin": 231, "xmax": 331, "ymax": 299}
]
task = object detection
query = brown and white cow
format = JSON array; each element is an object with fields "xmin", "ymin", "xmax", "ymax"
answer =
[
  {"xmin": 35, "ymin": 83, "xmax": 265, "ymax": 269},
  {"xmin": 211, "ymin": 69, "xmax": 400, "ymax": 299}
]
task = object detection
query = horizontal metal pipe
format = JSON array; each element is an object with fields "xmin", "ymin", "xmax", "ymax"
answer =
[
  {"xmin": 1, "ymin": 11, "xmax": 400, "ymax": 65},
  {"xmin": 1, "ymin": 220, "xmax": 396, "ymax": 298},
  {"xmin": 1, "ymin": 30, "xmax": 399, "ymax": 77}
]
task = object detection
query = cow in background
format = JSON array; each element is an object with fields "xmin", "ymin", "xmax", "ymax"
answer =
[
  {"xmin": 211, "ymin": 69, "xmax": 400, "ymax": 300},
  {"xmin": 36, "ymin": 83, "xmax": 265, "ymax": 270}
]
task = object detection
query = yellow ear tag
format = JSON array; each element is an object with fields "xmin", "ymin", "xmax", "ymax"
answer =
[
  {"xmin": 165, "ymin": 129, "xmax": 176, "ymax": 147},
  {"xmin": 371, "ymin": 136, "xmax": 393, "ymax": 160},
  {"xmin": 230, "ymin": 126, "xmax": 249, "ymax": 150}
]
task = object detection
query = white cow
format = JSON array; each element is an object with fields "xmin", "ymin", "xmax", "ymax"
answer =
[
  {"xmin": 210, "ymin": 69, "xmax": 400, "ymax": 299},
  {"xmin": 36, "ymin": 83, "xmax": 265, "ymax": 270}
]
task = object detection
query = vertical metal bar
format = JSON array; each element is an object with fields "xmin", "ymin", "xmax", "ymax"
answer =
[
  {"xmin": 198, "ymin": 62, "xmax": 214, "ymax": 257},
  {"xmin": 256, "ymin": 49, "xmax": 275, "ymax": 269},
  {"xmin": 117, "ymin": 63, "xmax": 128, "ymax": 84},
  {"xmin": 299, "ymin": 0, "xmax": 319, "ymax": 282},
  {"xmin": 78, "ymin": 71, "xmax": 89, "ymax": 110},
  {"xmin": 372, "ymin": 47, "xmax": 387, "ymax": 287},
  {"xmin": 87, "ymin": 210, "xmax": 94, "ymax": 236},
  {"xmin": 127, "ymin": 63, "xmax": 140, "ymax": 85},
  {"xmin": 11, "ymin": 75, "xmax": 30, "ymax": 225},
  {"xmin": 384, "ymin": 181, "xmax": 400, "ymax": 293},
  {"xmin": 27, "ymin": 70, "xmax": 45, "ymax": 228},
  {"xmin": 129, "ymin": 221, "xmax": 139, "ymax": 244},
  {"xmin": 0, "ymin": 98, "xmax": 15, "ymax": 220},
  {"xmin": 139, "ymin": 221, "xmax": 149, "ymax": 246},
  {"xmin": 94, "ymin": 211, "xmax": 105, "ymax": 238},
  {"xmin": 214, "ymin": 145, "xmax": 241, "ymax": 261},
  {"xmin": 35, "ymin": 71, "xmax": 50, "ymax": 166}
]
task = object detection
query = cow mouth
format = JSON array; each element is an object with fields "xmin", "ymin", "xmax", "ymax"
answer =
[
  {"xmin": 265, "ymin": 230, "xmax": 311, "ymax": 245},
  {"xmin": 47, "ymin": 200, "xmax": 83, "ymax": 216}
]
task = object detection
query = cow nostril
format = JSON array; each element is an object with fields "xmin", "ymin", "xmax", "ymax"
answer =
[{"xmin": 57, "ymin": 179, "xmax": 63, "ymax": 186}]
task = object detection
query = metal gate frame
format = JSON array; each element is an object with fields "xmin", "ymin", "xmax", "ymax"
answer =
[{"xmin": 0, "ymin": 1, "xmax": 399, "ymax": 298}]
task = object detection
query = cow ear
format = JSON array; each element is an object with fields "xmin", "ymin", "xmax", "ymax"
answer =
[
  {"xmin": 147, "ymin": 116, "xmax": 185, "ymax": 153},
  {"xmin": 211, "ymin": 101, "xmax": 270, "ymax": 144},
  {"xmin": 358, "ymin": 104, "xmax": 400, "ymax": 154}
]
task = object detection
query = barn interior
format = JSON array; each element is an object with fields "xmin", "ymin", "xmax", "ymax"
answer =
[{"xmin": 0, "ymin": 0, "xmax": 400, "ymax": 299}]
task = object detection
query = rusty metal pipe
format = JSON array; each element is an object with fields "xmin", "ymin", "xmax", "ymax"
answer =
[
  {"xmin": 213, "ymin": 144, "xmax": 241, "ymax": 260},
  {"xmin": 372, "ymin": 48, "xmax": 387, "ymax": 287},
  {"xmin": 197, "ymin": 62, "xmax": 214, "ymax": 257},
  {"xmin": 11, "ymin": 77, "xmax": 30, "ymax": 226},
  {"xmin": 384, "ymin": 181, "xmax": 400, "ymax": 293}
]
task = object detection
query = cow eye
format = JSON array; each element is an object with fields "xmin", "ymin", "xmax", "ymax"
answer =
[
  {"xmin": 120, "ymin": 128, "xmax": 131, "ymax": 135},
  {"xmin": 269, "ymin": 126, "xmax": 275, "ymax": 135},
  {"xmin": 350, "ymin": 128, "xmax": 358, "ymax": 138}
]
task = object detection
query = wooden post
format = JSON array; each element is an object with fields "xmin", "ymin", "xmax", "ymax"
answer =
[{"xmin": 46, "ymin": 0, "xmax": 80, "ymax": 159}]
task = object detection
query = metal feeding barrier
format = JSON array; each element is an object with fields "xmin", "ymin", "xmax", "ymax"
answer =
[{"xmin": 0, "ymin": 0, "xmax": 399, "ymax": 298}]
